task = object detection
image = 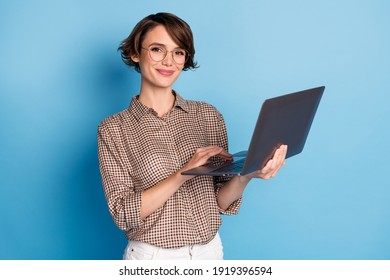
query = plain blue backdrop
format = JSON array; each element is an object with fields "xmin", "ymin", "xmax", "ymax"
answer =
[{"xmin": 1, "ymin": 0, "xmax": 389, "ymax": 260}]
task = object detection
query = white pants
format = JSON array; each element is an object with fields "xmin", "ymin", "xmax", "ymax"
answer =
[{"xmin": 123, "ymin": 233, "xmax": 224, "ymax": 260}]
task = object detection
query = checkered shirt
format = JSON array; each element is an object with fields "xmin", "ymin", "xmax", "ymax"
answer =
[{"xmin": 97, "ymin": 92, "xmax": 241, "ymax": 248}]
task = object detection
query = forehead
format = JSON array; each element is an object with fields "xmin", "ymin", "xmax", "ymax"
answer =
[{"xmin": 142, "ymin": 25, "xmax": 180, "ymax": 48}]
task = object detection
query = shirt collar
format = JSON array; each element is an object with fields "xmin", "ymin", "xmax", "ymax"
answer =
[
  {"xmin": 173, "ymin": 91, "xmax": 190, "ymax": 113},
  {"xmin": 129, "ymin": 90, "xmax": 189, "ymax": 122}
]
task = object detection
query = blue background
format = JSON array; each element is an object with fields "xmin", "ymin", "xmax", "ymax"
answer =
[{"xmin": 1, "ymin": 0, "xmax": 389, "ymax": 260}]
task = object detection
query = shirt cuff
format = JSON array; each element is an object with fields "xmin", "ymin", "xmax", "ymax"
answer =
[
  {"xmin": 112, "ymin": 190, "xmax": 145, "ymax": 231},
  {"xmin": 215, "ymin": 182, "xmax": 242, "ymax": 215}
]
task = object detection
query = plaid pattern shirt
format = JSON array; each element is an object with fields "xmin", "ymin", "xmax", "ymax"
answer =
[{"xmin": 98, "ymin": 92, "xmax": 241, "ymax": 248}]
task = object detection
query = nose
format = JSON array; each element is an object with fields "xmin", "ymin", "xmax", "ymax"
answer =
[{"xmin": 161, "ymin": 51, "xmax": 173, "ymax": 66}]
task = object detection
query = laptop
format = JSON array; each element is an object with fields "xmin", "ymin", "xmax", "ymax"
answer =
[{"xmin": 181, "ymin": 86, "xmax": 325, "ymax": 176}]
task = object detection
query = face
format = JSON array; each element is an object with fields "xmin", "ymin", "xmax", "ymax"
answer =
[{"xmin": 131, "ymin": 25, "xmax": 185, "ymax": 91}]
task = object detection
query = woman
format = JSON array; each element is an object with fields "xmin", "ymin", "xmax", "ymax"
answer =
[{"xmin": 98, "ymin": 12, "xmax": 287, "ymax": 260}]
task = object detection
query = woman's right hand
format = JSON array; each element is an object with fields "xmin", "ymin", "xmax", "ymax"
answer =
[
  {"xmin": 179, "ymin": 146, "xmax": 232, "ymax": 179},
  {"xmin": 141, "ymin": 146, "xmax": 231, "ymax": 219}
]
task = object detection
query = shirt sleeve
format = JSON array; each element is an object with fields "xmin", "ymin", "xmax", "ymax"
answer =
[
  {"xmin": 97, "ymin": 122, "xmax": 144, "ymax": 232},
  {"xmin": 202, "ymin": 103, "xmax": 242, "ymax": 215}
]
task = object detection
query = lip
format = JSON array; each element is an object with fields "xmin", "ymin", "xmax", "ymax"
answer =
[{"xmin": 156, "ymin": 69, "xmax": 175, "ymax": 77}]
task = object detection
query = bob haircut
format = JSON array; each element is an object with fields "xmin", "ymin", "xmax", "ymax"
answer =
[{"xmin": 118, "ymin": 13, "xmax": 198, "ymax": 72}]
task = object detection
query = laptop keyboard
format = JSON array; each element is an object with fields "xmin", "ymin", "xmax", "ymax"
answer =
[{"xmin": 214, "ymin": 158, "xmax": 245, "ymax": 173}]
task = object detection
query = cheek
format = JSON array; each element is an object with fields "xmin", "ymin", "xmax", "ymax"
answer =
[{"xmin": 138, "ymin": 60, "xmax": 159, "ymax": 73}]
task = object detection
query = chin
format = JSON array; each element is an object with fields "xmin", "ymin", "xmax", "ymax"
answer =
[{"xmin": 157, "ymin": 78, "xmax": 179, "ymax": 88}]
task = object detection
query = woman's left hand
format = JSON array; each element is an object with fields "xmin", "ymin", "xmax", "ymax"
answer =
[
  {"xmin": 217, "ymin": 145, "xmax": 288, "ymax": 210},
  {"xmin": 242, "ymin": 145, "xmax": 288, "ymax": 181}
]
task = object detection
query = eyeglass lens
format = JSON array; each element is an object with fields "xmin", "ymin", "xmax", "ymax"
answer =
[{"xmin": 147, "ymin": 45, "xmax": 187, "ymax": 64}]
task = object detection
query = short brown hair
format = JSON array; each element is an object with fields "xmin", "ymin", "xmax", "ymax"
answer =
[{"xmin": 118, "ymin": 13, "xmax": 198, "ymax": 72}]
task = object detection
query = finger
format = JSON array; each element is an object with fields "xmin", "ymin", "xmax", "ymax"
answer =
[
  {"xmin": 194, "ymin": 146, "xmax": 219, "ymax": 160},
  {"xmin": 198, "ymin": 146, "xmax": 223, "ymax": 157},
  {"xmin": 259, "ymin": 152, "xmax": 282, "ymax": 179},
  {"xmin": 280, "ymin": 145, "xmax": 288, "ymax": 161},
  {"xmin": 217, "ymin": 149, "xmax": 233, "ymax": 160},
  {"xmin": 197, "ymin": 146, "xmax": 232, "ymax": 160},
  {"xmin": 270, "ymin": 145, "xmax": 287, "ymax": 176},
  {"xmin": 259, "ymin": 167, "xmax": 273, "ymax": 180},
  {"xmin": 192, "ymin": 147, "xmax": 228, "ymax": 167},
  {"xmin": 265, "ymin": 148, "xmax": 280, "ymax": 172},
  {"xmin": 270, "ymin": 162, "xmax": 282, "ymax": 177},
  {"xmin": 272, "ymin": 145, "xmax": 287, "ymax": 168},
  {"xmin": 207, "ymin": 146, "xmax": 232, "ymax": 158},
  {"xmin": 259, "ymin": 158, "xmax": 274, "ymax": 177}
]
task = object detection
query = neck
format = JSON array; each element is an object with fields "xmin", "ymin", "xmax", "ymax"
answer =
[{"xmin": 138, "ymin": 86, "xmax": 175, "ymax": 117}]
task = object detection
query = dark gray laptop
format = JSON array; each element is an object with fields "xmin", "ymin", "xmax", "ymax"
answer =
[{"xmin": 181, "ymin": 86, "xmax": 325, "ymax": 176}]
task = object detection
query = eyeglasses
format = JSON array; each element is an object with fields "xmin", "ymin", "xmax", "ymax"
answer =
[{"xmin": 142, "ymin": 45, "xmax": 188, "ymax": 65}]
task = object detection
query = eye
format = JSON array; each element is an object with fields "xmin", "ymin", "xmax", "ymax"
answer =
[
  {"xmin": 150, "ymin": 46, "xmax": 165, "ymax": 53},
  {"xmin": 174, "ymin": 50, "xmax": 186, "ymax": 56}
]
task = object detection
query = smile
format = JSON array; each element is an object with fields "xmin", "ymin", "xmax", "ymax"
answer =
[{"xmin": 156, "ymin": 69, "xmax": 175, "ymax": 76}]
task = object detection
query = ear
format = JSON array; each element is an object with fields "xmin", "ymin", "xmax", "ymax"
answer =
[{"xmin": 130, "ymin": 53, "xmax": 140, "ymax": 63}]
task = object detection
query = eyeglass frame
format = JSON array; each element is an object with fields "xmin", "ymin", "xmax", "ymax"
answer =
[{"xmin": 141, "ymin": 45, "xmax": 189, "ymax": 65}]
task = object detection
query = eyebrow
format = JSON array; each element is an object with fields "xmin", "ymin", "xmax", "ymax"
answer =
[{"xmin": 147, "ymin": 42, "xmax": 184, "ymax": 50}]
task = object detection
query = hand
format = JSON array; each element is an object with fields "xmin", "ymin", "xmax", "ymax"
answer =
[
  {"xmin": 241, "ymin": 145, "xmax": 288, "ymax": 182},
  {"xmin": 180, "ymin": 146, "xmax": 232, "ymax": 179}
]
